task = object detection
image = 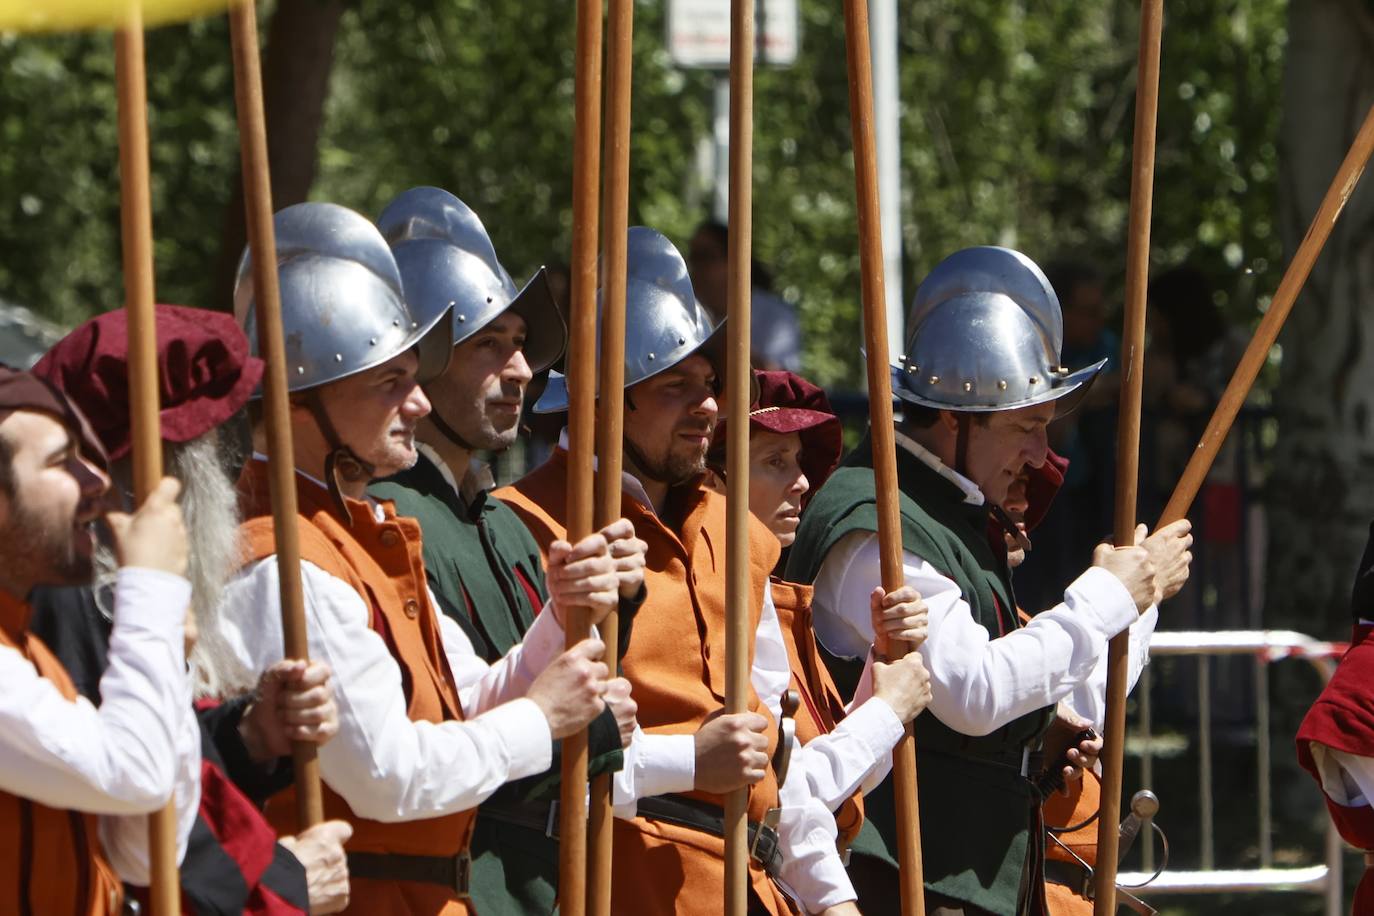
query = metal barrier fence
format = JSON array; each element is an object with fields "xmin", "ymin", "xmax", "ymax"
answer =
[{"xmin": 1118, "ymin": 630, "xmax": 1347, "ymax": 915}]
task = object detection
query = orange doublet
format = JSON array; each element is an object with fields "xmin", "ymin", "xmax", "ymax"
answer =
[
  {"xmin": 239, "ymin": 461, "xmax": 477, "ymax": 915},
  {"xmin": 770, "ymin": 579, "xmax": 864, "ymax": 849},
  {"xmin": 498, "ymin": 450, "xmax": 792, "ymax": 916},
  {"xmin": 0, "ymin": 592, "xmax": 123, "ymax": 916},
  {"xmin": 1042, "ymin": 768, "xmax": 1101, "ymax": 915}
]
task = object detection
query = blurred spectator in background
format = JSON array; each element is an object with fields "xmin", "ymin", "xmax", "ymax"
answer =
[
  {"xmin": 688, "ymin": 219, "xmax": 802, "ymax": 372},
  {"xmin": 1015, "ymin": 259, "xmax": 1119, "ymax": 612},
  {"xmin": 1143, "ymin": 265, "xmax": 1257, "ymax": 633}
]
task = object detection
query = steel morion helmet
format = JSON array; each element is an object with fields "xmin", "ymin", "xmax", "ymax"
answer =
[
  {"xmin": 533, "ymin": 226, "xmax": 730, "ymax": 413},
  {"xmin": 376, "ymin": 186, "xmax": 565, "ymax": 373},
  {"xmin": 234, "ymin": 201, "xmax": 453, "ymax": 392},
  {"xmin": 233, "ymin": 201, "xmax": 453, "ymax": 514},
  {"xmin": 892, "ymin": 246, "xmax": 1106, "ymax": 413}
]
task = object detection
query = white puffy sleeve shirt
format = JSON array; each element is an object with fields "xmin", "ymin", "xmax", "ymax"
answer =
[
  {"xmin": 0, "ymin": 569, "xmax": 200, "ymax": 882},
  {"xmin": 812, "ymin": 529, "xmax": 1139, "ymax": 738},
  {"xmin": 220, "ymin": 545, "xmax": 558, "ymax": 824}
]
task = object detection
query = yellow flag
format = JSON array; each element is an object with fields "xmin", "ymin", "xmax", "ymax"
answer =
[{"xmin": 0, "ymin": 0, "xmax": 229, "ymax": 32}]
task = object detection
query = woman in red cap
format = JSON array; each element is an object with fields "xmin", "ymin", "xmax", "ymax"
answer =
[{"xmin": 707, "ymin": 370, "xmax": 933, "ymax": 881}]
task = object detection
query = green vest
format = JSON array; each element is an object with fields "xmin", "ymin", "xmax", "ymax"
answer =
[
  {"xmin": 372, "ymin": 453, "xmax": 623, "ymax": 916},
  {"xmin": 786, "ymin": 434, "xmax": 1053, "ymax": 916}
]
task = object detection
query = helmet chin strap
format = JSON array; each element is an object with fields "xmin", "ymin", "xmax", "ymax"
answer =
[
  {"xmin": 954, "ymin": 413, "xmax": 972, "ymax": 480},
  {"xmin": 423, "ymin": 395, "xmax": 483, "ymax": 454},
  {"xmin": 304, "ymin": 391, "xmax": 375, "ymax": 525}
]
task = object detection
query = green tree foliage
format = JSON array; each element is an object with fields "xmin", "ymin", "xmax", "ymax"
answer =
[{"xmin": 0, "ymin": 0, "xmax": 1287, "ymax": 387}]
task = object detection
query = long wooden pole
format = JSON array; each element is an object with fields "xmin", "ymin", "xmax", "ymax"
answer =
[
  {"xmin": 841, "ymin": 1, "xmax": 924, "ymax": 913},
  {"xmin": 114, "ymin": 10, "xmax": 178, "ymax": 914},
  {"xmin": 561, "ymin": 1, "xmax": 603, "ymax": 912},
  {"xmin": 228, "ymin": 0, "xmax": 324, "ymax": 830},
  {"xmin": 723, "ymin": 2, "xmax": 753, "ymax": 913},
  {"xmin": 1157, "ymin": 102, "xmax": 1374, "ymax": 528},
  {"xmin": 587, "ymin": 0, "xmax": 631, "ymax": 910},
  {"xmin": 1094, "ymin": 1, "xmax": 1164, "ymax": 910}
]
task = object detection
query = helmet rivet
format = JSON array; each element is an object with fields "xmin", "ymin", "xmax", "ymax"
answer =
[
  {"xmin": 998, "ymin": 380, "xmax": 1008, "ymax": 390},
  {"xmin": 486, "ymin": 296, "xmax": 493, "ymax": 304},
  {"xmin": 335, "ymin": 354, "xmax": 343, "ymax": 362},
  {"xmin": 369, "ymin": 337, "xmax": 377, "ymax": 346},
  {"xmin": 410, "ymin": 321, "xmax": 418, "ymax": 329},
  {"xmin": 678, "ymin": 337, "xmax": 686, "ymax": 346},
  {"xmin": 457, "ymin": 314, "xmax": 466, "ymax": 323},
  {"xmin": 963, "ymin": 381, "xmax": 973, "ymax": 392},
  {"xmin": 393, "ymin": 319, "xmax": 401, "ymax": 327},
  {"xmin": 928, "ymin": 375, "xmax": 939, "ymax": 385},
  {"xmin": 648, "ymin": 353, "xmax": 656, "ymax": 361},
  {"xmin": 1029, "ymin": 375, "xmax": 1040, "ymax": 385},
  {"xmin": 296, "ymin": 366, "xmax": 305, "ymax": 375}
]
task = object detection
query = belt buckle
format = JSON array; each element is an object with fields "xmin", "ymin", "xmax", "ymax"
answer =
[
  {"xmin": 453, "ymin": 851, "xmax": 472, "ymax": 900},
  {"xmin": 749, "ymin": 809, "xmax": 783, "ymax": 875}
]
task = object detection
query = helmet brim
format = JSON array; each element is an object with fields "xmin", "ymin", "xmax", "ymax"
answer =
[
  {"xmin": 505, "ymin": 267, "xmax": 567, "ymax": 373},
  {"xmin": 531, "ymin": 318, "xmax": 757, "ymax": 416},
  {"xmin": 890, "ymin": 357, "xmax": 1107, "ymax": 415}
]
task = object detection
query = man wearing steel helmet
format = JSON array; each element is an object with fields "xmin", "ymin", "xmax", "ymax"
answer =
[
  {"xmin": 368, "ymin": 188, "xmax": 643, "ymax": 915},
  {"xmin": 499, "ymin": 229, "xmax": 886, "ymax": 916},
  {"xmin": 217, "ymin": 202, "xmax": 624, "ymax": 915},
  {"xmin": 787, "ymin": 247, "xmax": 1192, "ymax": 916}
]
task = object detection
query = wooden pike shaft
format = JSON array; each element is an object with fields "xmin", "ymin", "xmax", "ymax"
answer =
[
  {"xmin": 1095, "ymin": 1, "xmax": 1164, "ymax": 910},
  {"xmin": 587, "ymin": 0, "xmax": 632, "ymax": 910},
  {"xmin": 840, "ymin": 0, "xmax": 924, "ymax": 912},
  {"xmin": 561, "ymin": 1, "xmax": 603, "ymax": 912},
  {"xmin": 114, "ymin": 13, "xmax": 178, "ymax": 915},
  {"xmin": 723, "ymin": 1, "xmax": 753, "ymax": 913},
  {"xmin": 1158, "ymin": 102, "xmax": 1374, "ymax": 528},
  {"xmin": 228, "ymin": 0, "xmax": 324, "ymax": 830}
]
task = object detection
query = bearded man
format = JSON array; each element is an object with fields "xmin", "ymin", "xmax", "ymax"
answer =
[
  {"xmin": 368, "ymin": 188, "xmax": 642, "ymax": 915},
  {"xmin": 499, "ymin": 228, "xmax": 875, "ymax": 916},
  {"xmin": 0, "ymin": 366, "xmax": 195, "ymax": 914},
  {"xmin": 30, "ymin": 303, "xmax": 354, "ymax": 914}
]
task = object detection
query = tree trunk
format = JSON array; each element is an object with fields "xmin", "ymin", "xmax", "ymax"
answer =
[
  {"xmin": 1266, "ymin": 0, "xmax": 1374, "ymax": 636},
  {"xmin": 213, "ymin": 0, "xmax": 346, "ymax": 311}
]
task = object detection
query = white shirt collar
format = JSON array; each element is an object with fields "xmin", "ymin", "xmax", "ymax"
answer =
[
  {"xmin": 416, "ymin": 441, "xmax": 495, "ymax": 506},
  {"xmin": 557, "ymin": 427, "xmax": 657, "ymax": 515},
  {"xmin": 890, "ymin": 430, "xmax": 985, "ymax": 506}
]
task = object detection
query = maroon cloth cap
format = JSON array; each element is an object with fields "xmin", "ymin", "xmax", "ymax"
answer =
[
  {"xmin": 0, "ymin": 366, "xmax": 110, "ymax": 473},
  {"xmin": 33, "ymin": 305, "xmax": 264, "ymax": 461},
  {"xmin": 710, "ymin": 369, "xmax": 844, "ymax": 500}
]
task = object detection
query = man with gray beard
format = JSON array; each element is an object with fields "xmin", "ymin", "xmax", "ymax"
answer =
[{"xmin": 30, "ymin": 304, "xmax": 354, "ymax": 915}]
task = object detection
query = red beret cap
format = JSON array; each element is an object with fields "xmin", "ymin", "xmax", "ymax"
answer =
[
  {"xmin": 32, "ymin": 305, "xmax": 264, "ymax": 461},
  {"xmin": 0, "ymin": 366, "xmax": 110, "ymax": 473},
  {"xmin": 710, "ymin": 370, "xmax": 843, "ymax": 500}
]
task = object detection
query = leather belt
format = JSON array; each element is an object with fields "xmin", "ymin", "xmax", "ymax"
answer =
[
  {"xmin": 347, "ymin": 850, "xmax": 472, "ymax": 899},
  {"xmin": 924, "ymin": 742, "xmax": 1043, "ymax": 778},
  {"xmin": 480, "ymin": 798, "xmax": 561, "ymax": 838},
  {"xmin": 637, "ymin": 795, "xmax": 783, "ymax": 877}
]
